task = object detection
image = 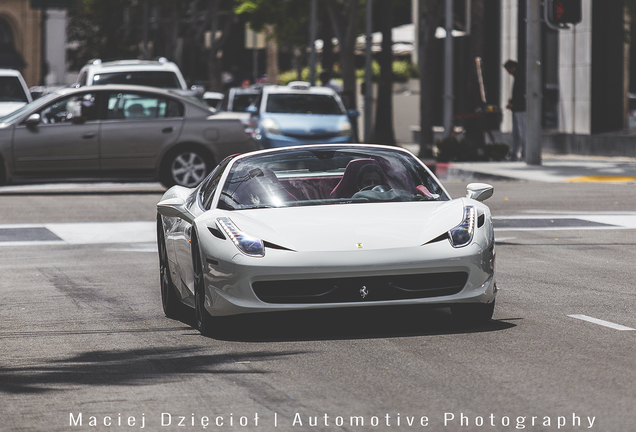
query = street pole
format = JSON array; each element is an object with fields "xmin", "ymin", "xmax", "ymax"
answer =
[
  {"xmin": 442, "ymin": 0, "xmax": 454, "ymax": 138},
  {"xmin": 308, "ymin": 0, "xmax": 318, "ymax": 86},
  {"xmin": 364, "ymin": 0, "xmax": 373, "ymax": 143},
  {"xmin": 526, "ymin": 0, "xmax": 542, "ymax": 165}
]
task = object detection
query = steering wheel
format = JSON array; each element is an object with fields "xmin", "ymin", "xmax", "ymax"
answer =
[{"xmin": 360, "ymin": 184, "xmax": 391, "ymax": 192}]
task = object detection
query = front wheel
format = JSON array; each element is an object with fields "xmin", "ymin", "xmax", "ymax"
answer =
[
  {"xmin": 161, "ymin": 147, "xmax": 212, "ymax": 188},
  {"xmin": 450, "ymin": 301, "xmax": 495, "ymax": 326},
  {"xmin": 157, "ymin": 217, "xmax": 183, "ymax": 319},
  {"xmin": 192, "ymin": 234, "xmax": 215, "ymax": 336}
]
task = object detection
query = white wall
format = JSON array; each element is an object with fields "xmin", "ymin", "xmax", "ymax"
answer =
[
  {"xmin": 499, "ymin": 0, "xmax": 518, "ymax": 134},
  {"xmin": 44, "ymin": 8, "xmax": 68, "ymax": 86},
  {"xmin": 557, "ymin": 1, "xmax": 592, "ymax": 134}
]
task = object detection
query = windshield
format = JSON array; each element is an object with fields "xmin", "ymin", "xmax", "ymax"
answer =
[
  {"xmin": 218, "ymin": 147, "xmax": 448, "ymax": 210},
  {"xmin": 231, "ymin": 93, "xmax": 260, "ymax": 112},
  {"xmin": 93, "ymin": 71, "xmax": 182, "ymax": 88},
  {"xmin": 0, "ymin": 77, "xmax": 28, "ymax": 103},
  {"xmin": 266, "ymin": 93, "xmax": 344, "ymax": 115}
]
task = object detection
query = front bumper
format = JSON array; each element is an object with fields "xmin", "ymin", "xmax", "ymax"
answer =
[
  {"xmin": 257, "ymin": 133, "xmax": 352, "ymax": 149},
  {"xmin": 201, "ymin": 239, "xmax": 496, "ymax": 317}
]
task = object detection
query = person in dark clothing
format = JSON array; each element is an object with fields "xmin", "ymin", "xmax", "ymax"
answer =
[{"xmin": 504, "ymin": 60, "xmax": 526, "ymax": 161}]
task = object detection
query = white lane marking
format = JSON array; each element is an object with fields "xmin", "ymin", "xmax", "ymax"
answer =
[
  {"xmin": 494, "ymin": 213, "xmax": 636, "ymax": 231},
  {"xmin": 0, "ymin": 222, "xmax": 155, "ymax": 246},
  {"xmin": 46, "ymin": 222, "xmax": 155, "ymax": 244},
  {"xmin": 568, "ymin": 314, "xmax": 635, "ymax": 331}
]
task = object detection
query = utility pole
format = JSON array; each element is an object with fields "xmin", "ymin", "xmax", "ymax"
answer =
[
  {"xmin": 526, "ymin": 0, "xmax": 542, "ymax": 165},
  {"xmin": 442, "ymin": 0, "xmax": 454, "ymax": 138},
  {"xmin": 364, "ymin": 0, "xmax": 373, "ymax": 142},
  {"xmin": 308, "ymin": 0, "xmax": 318, "ymax": 85}
]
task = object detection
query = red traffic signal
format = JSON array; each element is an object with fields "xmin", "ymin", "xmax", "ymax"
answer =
[{"xmin": 547, "ymin": 0, "xmax": 582, "ymax": 25}]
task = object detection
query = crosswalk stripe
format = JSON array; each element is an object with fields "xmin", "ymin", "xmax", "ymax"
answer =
[
  {"xmin": 0, "ymin": 222, "xmax": 155, "ymax": 246},
  {"xmin": 1, "ymin": 213, "xmax": 636, "ymax": 246}
]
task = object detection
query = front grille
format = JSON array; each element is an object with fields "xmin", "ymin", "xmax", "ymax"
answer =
[{"xmin": 252, "ymin": 272, "xmax": 468, "ymax": 304}]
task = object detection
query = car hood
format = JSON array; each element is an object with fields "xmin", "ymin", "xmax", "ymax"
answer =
[
  {"xmin": 263, "ymin": 113, "xmax": 348, "ymax": 135},
  {"xmin": 211, "ymin": 200, "xmax": 466, "ymax": 252}
]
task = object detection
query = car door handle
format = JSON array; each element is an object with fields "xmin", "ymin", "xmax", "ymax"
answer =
[
  {"xmin": 82, "ymin": 133, "xmax": 96, "ymax": 139},
  {"xmin": 162, "ymin": 127, "xmax": 173, "ymax": 134}
]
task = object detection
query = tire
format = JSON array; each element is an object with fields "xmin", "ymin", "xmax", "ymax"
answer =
[
  {"xmin": 0, "ymin": 156, "xmax": 7, "ymax": 186},
  {"xmin": 157, "ymin": 217, "xmax": 183, "ymax": 319},
  {"xmin": 160, "ymin": 146, "xmax": 213, "ymax": 188},
  {"xmin": 451, "ymin": 301, "xmax": 495, "ymax": 326},
  {"xmin": 192, "ymin": 234, "xmax": 215, "ymax": 336}
]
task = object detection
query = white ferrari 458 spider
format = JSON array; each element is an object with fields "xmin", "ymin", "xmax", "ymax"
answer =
[{"xmin": 157, "ymin": 144, "xmax": 497, "ymax": 335}]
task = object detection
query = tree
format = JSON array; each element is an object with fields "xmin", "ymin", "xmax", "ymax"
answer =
[
  {"xmin": 417, "ymin": 0, "xmax": 444, "ymax": 158},
  {"xmin": 196, "ymin": 1, "xmax": 237, "ymax": 91},
  {"xmin": 66, "ymin": 0, "xmax": 136, "ymax": 70},
  {"xmin": 325, "ymin": 0, "xmax": 360, "ymax": 112},
  {"xmin": 372, "ymin": 0, "xmax": 396, "ymax": 145},
  {"xmin": 235, "ymin": 0, "xmax": 311, "ymax": 81}
]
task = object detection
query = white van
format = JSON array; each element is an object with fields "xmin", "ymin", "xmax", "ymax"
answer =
[
  {"xmin": 0, "ymin": 69, "xmax": 32, "ymax": 117},
  {"xmin": 75, "ymin": 58, "xmax": 187, "ymax": 90}
]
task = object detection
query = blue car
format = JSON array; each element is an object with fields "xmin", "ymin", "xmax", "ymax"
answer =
[{"xmin": 249, "ymin": 82, "xmax": 357, "ymax": 148}]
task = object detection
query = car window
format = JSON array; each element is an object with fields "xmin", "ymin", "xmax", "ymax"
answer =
[
  {"xmin": 199, "ymin": 156, "xmax": 235, "ymax": 210},
  {"xmin": 0, "ymin": 77, "xmax": 29, "ymax": 103},
  {"xmin": 265, "ymin": 93, "xmax": 344, "ymax": 115},
  {"xmin": 218, "ymin": 147, "xmax": 449, "ymax": 211},
  {"xmin": 105, "ymin": 92, "xmax": 183, "ymax": 119},
  {"xmin": 93, "ymin": 71, "xmax": 181, "ymax": 89},
  {"xmin": 230, "ymin": 93, "xmax": 260, "ymax": 112},
  {"xmin": 39, "ymin": 93, "xmax": 97, "ymax": 124}
]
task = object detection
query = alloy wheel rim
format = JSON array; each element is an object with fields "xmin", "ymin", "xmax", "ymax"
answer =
[{"xmin": 171, "ymin": 152, "xmax": 207, "ymax": 187}]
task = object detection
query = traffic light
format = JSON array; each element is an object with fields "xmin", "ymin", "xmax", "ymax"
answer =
[{"xmin": 547, "ymin": 0, "xmax": 582, "ymax": 26}]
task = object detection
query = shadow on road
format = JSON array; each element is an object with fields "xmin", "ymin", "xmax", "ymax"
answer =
[
  {"xmin": 0, "ymin": 347, "xmax": 304, "ymax": 395},
  {"xmin": 185, "ymin": 305, "xmax": 517, "ymax": 342}
]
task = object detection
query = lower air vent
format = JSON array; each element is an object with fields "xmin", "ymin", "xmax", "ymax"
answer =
[{"xmin": 252, "ymin": 272, "xmax": 468, "ymax": 304}]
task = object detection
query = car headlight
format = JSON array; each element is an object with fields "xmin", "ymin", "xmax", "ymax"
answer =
[
  {"xmin": 338, "ymin": 120, "xmax": 352, "ymax": 136},
  {"xmin": 216, "ymin": 217, "xmax": 265, "ymax": 257},
  {"xmin": 448, "ymin": 206, "xmax": 475, "ymax": 248},
  {"xmin": 261, "ymin": 118, "xmax": 281, "ymax": 135}
]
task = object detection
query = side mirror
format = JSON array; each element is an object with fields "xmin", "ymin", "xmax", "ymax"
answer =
[
  {"xmin": 25, "ymin": 113, "xmax": 41, "ymax": 128},
  {"xmin": 246, "ymin": 105, "xmax": 258, "ymax": 114},
  {"xmin": 157, "ymin": 197, "xmax": 195, "ymax": 225},
  {"xmin": 347, "ymin": 109, "xmax": 360, "ymax": 118},
  {"xmin": 190, "ymin": 85, "xmax": 205, "ymax": 97},
  {"xmin": 466, "ymin": 183, "xmax": 494, "ymax": 202}
]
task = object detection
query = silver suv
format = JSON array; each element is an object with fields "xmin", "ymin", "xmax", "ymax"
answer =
[{"xmin": 75, "ymin": 58, "xmax": 187, "ymax": 90}]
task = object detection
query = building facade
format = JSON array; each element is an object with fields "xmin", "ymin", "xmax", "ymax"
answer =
[
  {"xmin": 0, "ymin": 0, "xmax": 42, "ymax": 86},
  {"xmin": 500, "ymin": 0, "xmax": 630, "ymax": 155},
  {"xmin": 0, "ymin": 0, "xmax": 68, "ymax": 88}
]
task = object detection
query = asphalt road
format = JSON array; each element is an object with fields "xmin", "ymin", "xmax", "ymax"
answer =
[{"xmin": 0, "ymin": 180, "xmax": 634, "ymax": 431}]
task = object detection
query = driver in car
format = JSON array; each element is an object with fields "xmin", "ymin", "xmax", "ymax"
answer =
[{"xmin": 356, "ymin": 164, "xmax": 386, "ymax": 191}]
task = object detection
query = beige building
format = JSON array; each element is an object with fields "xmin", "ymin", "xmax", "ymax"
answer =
[{"xmin": 0, "ymin": 0, "xmax": 42, "ymax": 87}]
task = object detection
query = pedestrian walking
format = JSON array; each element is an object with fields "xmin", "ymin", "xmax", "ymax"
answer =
[{"xmin": 504, "ymin": 60, "xmax": 526, "ymax": 161}]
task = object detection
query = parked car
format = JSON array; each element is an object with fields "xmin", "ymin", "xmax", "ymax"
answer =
[
  {"xmin": 75, "ymin": 58, "xmax": 188, "ymax": 90},
  {"xmin": 0, "ymin": 69, "xmax": 32, "ymax": 117},
  {"xmin": 0, "ymin": 84, "xmax": 258, "ymax": 187},
  {"xmin": 156, "ymin": 144, "xmax": 497, "ymax": 335},
  {"xmin": 202, "ymin": 91, "xmax": 225, "ymax": 110},
  {"xmin": 248, "ymin": 81, "xmax": 357, "ymax": 149},
  {"xmin": 226, "ymin": 86, "xmax": 262, "ymax": 112}
]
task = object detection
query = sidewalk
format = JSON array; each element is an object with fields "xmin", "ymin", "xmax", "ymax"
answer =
[
  {"xmin": 398, "ymin": 141, "xmax": 636, "ymax": 183},
  {"xmin": 436, "ymin": 153, "xmax": 636, "ymax": 183}
]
